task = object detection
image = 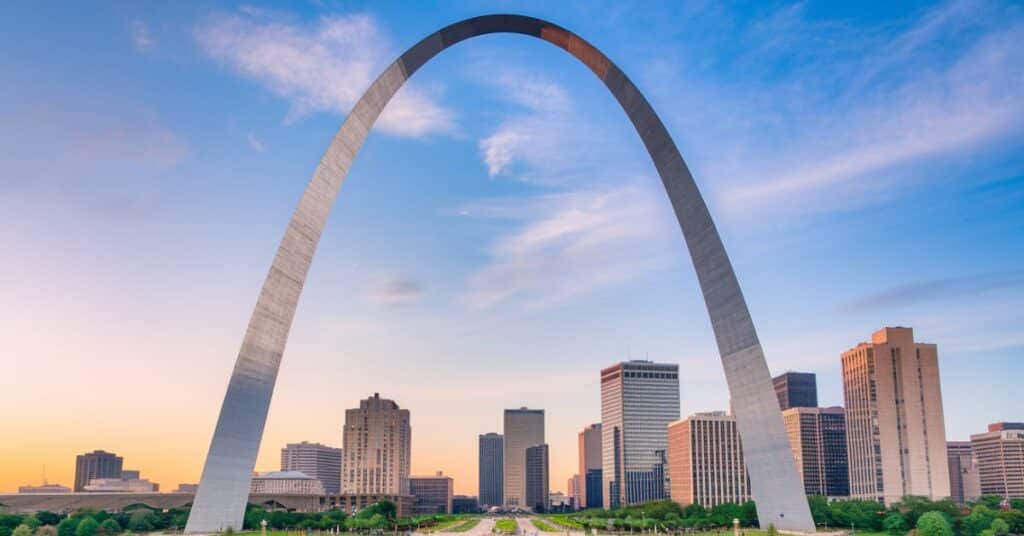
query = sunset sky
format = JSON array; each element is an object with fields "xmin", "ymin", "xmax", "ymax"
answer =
[{"xmin": 2, "ymin": 0, "xmax": 1023, "ymax": 496}]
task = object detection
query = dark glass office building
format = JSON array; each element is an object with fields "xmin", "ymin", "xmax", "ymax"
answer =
[
  {"xmin": 478, "ymin": 433, "xmax": 503, "ymax": 507},
  {"xmin": 525, "ymin": 444, "xmax": 549, "ymax": 513},
  {"xmin": 74, "ymin": 450, "xmax": 123, "ymax": 491},
  {"xmin": 773, "ymin": 371, "xmax": 818, "ymax": 410}
]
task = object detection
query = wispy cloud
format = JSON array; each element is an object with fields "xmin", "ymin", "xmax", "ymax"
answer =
[
  {"xmin": 476, "ymin": 67, "xmax": 636, "ymax": 185},
  {"xmin": 247, "ymin": 132, "xmax": 265, "ymax": 152},
  {"xmin": 130, "ymin": 20, "xmax": 154, "ymax": 50},
  {"xmin": 366, "ymin": 277, "xmax": 425, "ymax": 308},
  {"xmin": 840, "ymin": 270, "xmax": 1024, "ymax": 312},
  {"xmin": 460, "ymin": 186, "xmax": 674, "ymax": 309},
  {"xmin": 643, "ymin": 0, "xmax": 1024, "ymax": 218},
  {"xmin": 195, "ymin": 10, "xmax": 455, "ymax": 137}
]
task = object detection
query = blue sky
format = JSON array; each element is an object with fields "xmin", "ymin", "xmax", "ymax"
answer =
[{"xmin": 1, "ymin": 0, "xmax": 1022, "ymax": 493}]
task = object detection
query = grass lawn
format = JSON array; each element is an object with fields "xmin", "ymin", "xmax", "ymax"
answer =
[
  {"xmin": 543, "ymin": 516, "xmax": 583, "ymax": 530},
  {"xmin": 446, "ymin": 519, "xmax": 482, "ymax": 532},
  {"xmin": 494, "ymin": 519, "xmax": 518, "ymax": 533},
  {"xmin": 531, "ymin": 519, "xmax": 559, "ymax": 532}
]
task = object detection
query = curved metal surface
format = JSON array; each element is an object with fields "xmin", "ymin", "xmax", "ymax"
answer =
[{"xmin": 185, "ymin": 14, "xmax": 814, "ymax": 533}]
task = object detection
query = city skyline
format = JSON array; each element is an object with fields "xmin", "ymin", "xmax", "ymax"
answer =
[{"xmin": 3, "ymin": 0, "xmax": 1024, "ymax": 504}]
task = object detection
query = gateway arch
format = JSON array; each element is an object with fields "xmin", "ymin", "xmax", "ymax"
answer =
[{"xmin": 185, "ymin": 14, "xmax": 814, "ymax": 534}]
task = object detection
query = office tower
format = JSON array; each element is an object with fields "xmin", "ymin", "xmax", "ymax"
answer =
[
  {"xmin": 250, "ymin": 471, "xmax": 325, "ymax": 495},
  {"xmin": 281, "ymin": 441, "xmax": 343, "ymax": 494},
  {"xmin": 341, "ymin": 393, "xmax": 411, "ymax": 495},
  {"xmin": 478, "ymin": 433, "xmax": 504, "ymax": 507},
  {"xmin": 503, "ymin": 408, "xmax": 544, "ymax": 508},
  {"xmin": 842, "ymin": 327, "xmax": 951, "ymax": 504},
  {"xmin": 971, "ymin": 423, "xmax": 1024, "ymax": 500},
  {"xmin": 600, "ymin": 360, "xmax": 680, "ymax": 508},
  {"xmin": 773, "ymin": 372, "xmax": 818, "ymax": 410},
  {"xmin": 667, "ymin": 412, "xmax": 750, "ymax": 508},
  {"xmin": 74, "ymin": 450, "xmax": 123, "ymax": 492},
  {"xmin": 782, "ymin": 406, "xmax": 849, "ymax": 497},
  {"xmin": 578, "ymin": 423, "xmax": 603, "ymax": 509},
  {"xmin": 947, "ymin": 442, "xmax": 981, "ymax": 504},
  {"xmin": 567, "ymin": 475, "xmax": 580, "ymax": 509},
  {"xmin": 409, "ymin": 471, "xmax": 454, "ymax": 514},
  {"xmin": 525, "ymin": 444, "xmax": 550, "ymax": 513}
]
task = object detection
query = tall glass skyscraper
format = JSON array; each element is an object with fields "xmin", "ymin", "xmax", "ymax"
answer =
[
  {"xmin": 478, "ymin": 433, "xmax": 504, "ymax": 507},
  {"xmin": 600, "ymin": 361, "xmax": 680, "ymax": 508}
]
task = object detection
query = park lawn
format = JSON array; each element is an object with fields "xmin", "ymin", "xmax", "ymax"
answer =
[
  {"xmin": 494, "ymin": 519, "xmax": 518, "ymax": 533},
  {"xmin": 543, "ymin": 516, "xmax": 583, "ymax": 530},
  {"xmin": 446, "ymin": 519, "xmax": 482, "ymax": 532},
  {"xmin": 531, "ymin": 519, "xmax": 559, "ymax": 532}
]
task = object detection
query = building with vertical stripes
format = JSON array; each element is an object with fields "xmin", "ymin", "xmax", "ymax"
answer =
[
  {"xmin": 600, "ymin": 360, "xmax": 680, "ymax": 509},
  {"xmin": 947, "ymin": 441, "xmax": 981, "ymax": 504},
  {"xmin": 782, "ymin": 406, "xmax": 849, "ymax": 497},
  {"xmin": 281, "ymin": 441, "xmax": 343, "ymax": 494},
  {"xmin": 478, "ymin": 433, "xmax": 504, "ymax": 508},
  {"xmin": 667, "ymin": 412, "xmax": 750, "ymax": 508},
  {"xmin": 842, "ymin": 327, "xmax": 950, "ymax": 504},
  {"xmin": 578, "ymin": 423, "xmax": 603, "ymax": 509},
  {"xmin": 971, "ymin": 423, "xmax": 1024, "ymax": 500}
]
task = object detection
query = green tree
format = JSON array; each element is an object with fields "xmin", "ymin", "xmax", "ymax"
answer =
[
  {"xmin": 127, "ymin": 511, "xmax": 151, "ymax": 534},
  {"xmin": 977, "ymin": 496, "xmax": 1004, "ymax": 510},
  {"xmin": 808, "ymin": 496, "xmax": 831, "ymax": 527},
  {"xmin": 34, "ymin": 514, "xmax": 61, "ymax": 528},
  {"xmin": 97, "ymin": 519, "xmax": 120, "ymax": 536},
  {"xmin": 989, "ymin": 517, "xmax": 1009, "ymax": 536},
  {"xmin": 917, "ymin": 512, "xmax": 953, "ymax": 536},
  {"xmin": 964, "ymin": 506, "xmax": 997, "ymax": 536},
  {"xmin": 13, "ymin": 525, "xmax": 33, "ymax": 536},
  {"xmin": 74, "ymin": 518, "xmax": 98, "ymax": 536},
  {"xmin": 997, "ymin": 510, "xmax": 1024, "ymax": 534},
  {"xmin": 55, "ymin": 518, "xmax": 77, "ymax": 536},
  {"xmin": 22, "ymin": 518, "xmax": 40, "ymax": 531},
  {"xmin": 884, "ymin": 512, "xmax": 908, "ymax": 535}
]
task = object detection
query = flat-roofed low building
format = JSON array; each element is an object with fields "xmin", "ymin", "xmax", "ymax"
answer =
[
  {"xmin": 971, "ymin": 423, "xmax": 1024, "ymax": 500},
  {"xmin": 667, "ymin": 412, "xmax": 750, "ymax": 509},
  {"xmin": 409, "ymin": 471, "xmax": 454, "ymax": 514},
  {"xmin": 17, "ymin": 483, "xmax": 71, "ymax": 494},
  {"xmin": 250, "ymin": 471, "xmax": 325, "ymax": 495},
  {"xmin": 452, "ymin": 495, "xmax": 479, "ymax": 514}
]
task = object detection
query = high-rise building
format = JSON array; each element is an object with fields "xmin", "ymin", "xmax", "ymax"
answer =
[
  {"xmin": 773, "ymin": 372, "xmax": 818, "ymax": 410},
  {"xmin": 600, "ymin": 360, "xmax": 680, "ymax": 508},
  {"xmin": 525, "ymin": 444, "xmax": 550, "ymax": 513},
  {"xmin": 667, "ymin": 412, "xmax": 750, "ymax": 508},
  {"xmin": 567, "ymin": 475, "xmax": 580, "ymax": 510},
  {"xmin": 578, "ymin": 423, "xmax": 603, "ymax": 509},
  {"xmin": 341, "ymin": 393, "xmax": 411, "ymax": 495},
  {"xmin": 782, "ymin": 406, "xmax": 849, "ymax": 497},
  {"xmin": 74, "ymin": 450, "xmax": 123, "ymax": 492},
  {"xmin": 250, "ymin": 471, "xmax": 325, "ymax": 495},
  {"xmin": 409, "ymin": 471, "xmax": 454, "ymax": 514},
  {"xmin": 281, "ymin": 441, "xmax": 343, "ymax": 494},
  {"xmin": 971, "ymin": 423, "xmax": 1024, "ymax": 500},
  {"xmin": 503, "ymin": 408, "xmax": 544, "ymax": 508},
  {"xmin": 947, "ymin": 442, "xmax": 981, "ymax": 504},
  {"xmin": 478, "ymin": 433, "xmax": 504, "ymax": 508},
  {"xmin": 842, "ymin": 327, "xmax": 951, "ymax": 504}
]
